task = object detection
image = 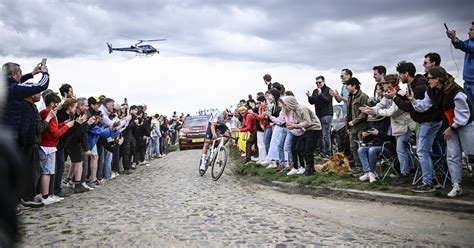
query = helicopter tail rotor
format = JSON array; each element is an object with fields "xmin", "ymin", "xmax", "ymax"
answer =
[{"xmin": 106, "ymin": 43, "xmax": 113, "ymax": 53}]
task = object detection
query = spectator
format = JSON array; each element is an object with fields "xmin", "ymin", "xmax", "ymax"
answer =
[
  {"xmin": 284, "ymin": 96, "xmax": 322, "ymax": 176},
  {"xmin": 307, "ymin": 75, "xmax": 333, "ymax": 157},
  {"xmin": 253, "ymin": 93, "xmax": 270, "ymax": 164},
  {"xmin": 121, "ymin": 105, "xmax": 139, "ymax": 172},
  {"xmin": 369, "ymin": 65, "xmax": 386, "ymax": 106},
  {"xmin": 59, "ymin": 83, "xmax": 75, "ymax": 101},
  {"xmin": 239, "ymin": 107, "xmax": 257, "ymax": 164},
  {"xmin": 330, "ymin": 68, "xmax": 352, "ymax": 104},
  {"xmin": 263, "ymin": 89, "xmax": 281, "ymax": 168},
  {"xmin": 446, "ymin": 22, "xmax": 474, "ymax": 103},
  {"xmin": 422, "ymin": 52, "xmax": 450, "ymax": 159},
  {"xmin": 360, "ymin": 74, "xmax": 416, "ymax": 185},
  {"xmin": 2, "ymin": 62, "xmax": 49, "ymax": 142},
  {"xmin": 389, "ymin": 61, "xmax": 443, "ymax": 193},
  {"xmin": 358, "ymin": 116, "xmax": 395, "ymax": 183},
  {"xmin": 18, "ymin": 89, "xmax": 52, "ymax": 208},
  {"xmin": 263, "ymin": 74, "xmax": 273, "ymax": 90},
  {"xmin": 410, "ymin": 66, "xmax": 474, "ymax": 197},
  {"xmin": 86, "ymin": 114, "xmax": 120, "ymax": 186},
  {"xmin": 57, "ymin": 98, "xmax": 90, "ymax": 193},
  {"xmin": 39, "ymin": 93, "xmax": 74, "ymax": 205},
  {"xmin": 345, "ymin": 77, "xmax": 369, "ymax": 169}
]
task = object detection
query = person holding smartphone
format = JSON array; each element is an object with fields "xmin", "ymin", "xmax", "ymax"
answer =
[
  {"xmin": 390, "ymin": 61, "xmax": 443, "ymax": 193},
  {"xmin": 446, "ymin": 21, "xmax": 474, "ymax": 104}
]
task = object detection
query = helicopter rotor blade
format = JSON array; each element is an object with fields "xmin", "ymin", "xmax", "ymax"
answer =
[{"xmin": 140, "ymin": 39, "xmax": 167, "ymax": 42}]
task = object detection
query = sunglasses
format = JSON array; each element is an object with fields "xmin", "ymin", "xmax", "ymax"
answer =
[{"xmin": 316, "ymin": 81, "xmax": 323, "ymax": 84}]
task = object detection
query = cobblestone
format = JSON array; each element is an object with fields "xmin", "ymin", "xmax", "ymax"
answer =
[{"xmin": 18, "ymin": 150, "xmax": 431, "ymax": 246}]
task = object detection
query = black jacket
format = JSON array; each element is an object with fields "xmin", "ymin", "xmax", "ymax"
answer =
[
  {"xmin": 2, "ymin": 73, "xmax": 49, "ymax": 143},
  {"xmin": 18, "ymin": 100, "xmax": 48, "ymax": 149},
  {"xmin": 307, "ymin": 84, "xmax": 333, "ymax": 118}
]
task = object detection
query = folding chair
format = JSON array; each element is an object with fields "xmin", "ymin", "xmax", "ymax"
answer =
[
  {"xmin": 410, "ymin": 141, "xmax": 450, "ymax": 188},
  {"xmin": 375, "ymin": 141, "xmax": 399, "ymax": 180}
]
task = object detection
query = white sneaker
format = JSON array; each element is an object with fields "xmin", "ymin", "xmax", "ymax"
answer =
[
  {"xmin": 297, "ymin": 167, "xmax": 306, "ymax": 174},
  {"xmin": 50, "ymin": 195, "xmax": 64, "ymax": 202},
  {"xmin": 251, "ymin": 156, "xmax": 258, "ymax": 161},
  {"xmin": 447, "ymin": 184, "xmax": 463, "ymax": 197},
  {"xmin": 368, "ymin": 172, "xmax": 377, "ymax": 183},
  {"xmin": 260, "ymin": 160, "xmax": 270, "ymax": 165},
  {"xmin": 82, "ymin": 182, "xmax": 94, "ymax": 191},
  {"xmin": 287, "ymin": 168, "xmax": 298, "ymax": 176},
  {"xmin": 359, "ymin": 173, "xmax": 369, "ymax": 182},
  {"xmin": 266, "ymin": 163, "xmax": 277, "ymax": 169},
  {"xmin": 41, "ymin": 196, "xmax": 57, "ymax": 205}
]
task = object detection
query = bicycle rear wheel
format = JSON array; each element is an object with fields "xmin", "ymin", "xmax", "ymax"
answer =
[{"xmin": 211, "ymin": 146, "xmax": 228, "ymax": 181}]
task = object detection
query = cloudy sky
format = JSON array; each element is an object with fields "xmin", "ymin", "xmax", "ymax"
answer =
[{"xmin": 1, "ymin": 0, "xmax": 473, "ymax": 116}]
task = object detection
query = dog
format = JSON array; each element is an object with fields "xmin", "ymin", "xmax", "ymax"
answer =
[{"xmin": 314, "ymin": 152, "xmax": 352, "ymax": 174}]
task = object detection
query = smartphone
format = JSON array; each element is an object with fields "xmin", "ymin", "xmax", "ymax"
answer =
[
  {"xmin": 41, "ymin": 58, "xmax": 47, "ymax": 67},
  {"xmin": 124, "ymin": 97, "xmax": 128, "ymax": 104},
  {"xmin": 406, "ymin": 82, "xmax": 413, "ymax": 96},
  {"xmin": 444, "ymin": 23, "xmax": 449, "ymax": 31}
]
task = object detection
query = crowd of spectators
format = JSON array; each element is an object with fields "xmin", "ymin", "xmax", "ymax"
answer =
[
  {"xmin": 1, "ymin": 62, "xmax": 185, "ymax": 221},
  {"xmin": 229, "ymin": 22, "xmax": 474, "ymax": 199}
]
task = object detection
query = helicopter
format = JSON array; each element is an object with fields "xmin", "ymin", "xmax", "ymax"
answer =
[{"xmin": 106, "ymin": 36, "xmax": 166, "ymax": 56}]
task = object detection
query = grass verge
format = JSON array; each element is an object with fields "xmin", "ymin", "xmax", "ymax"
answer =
[{"xmin": 230, "ymin": 145, "xmax": 474, "ymax": 200}]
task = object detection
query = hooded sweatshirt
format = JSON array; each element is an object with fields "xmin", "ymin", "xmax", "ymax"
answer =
[{"xmin": 282, "ymin": 96, "xmax": 322, "ymax": 131}]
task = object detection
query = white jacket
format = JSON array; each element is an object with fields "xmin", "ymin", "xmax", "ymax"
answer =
[{"xmin": 371, "ymin": 91, "xmax": 416, "ymax": 136}]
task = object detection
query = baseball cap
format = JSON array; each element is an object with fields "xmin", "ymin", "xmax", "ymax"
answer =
[{"xmin": 88, "ymin": 96, "xmax": 101, "ymax": 105}]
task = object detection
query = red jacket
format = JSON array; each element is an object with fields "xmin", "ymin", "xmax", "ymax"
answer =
[
  {"xmin": 239, "ymin": 112, "xmax": 256, "ymax": 133},
  {"xmin": 39, "ymin": 109, "xmax": 70, "ymax": 147},
  {"xmin": 252, "ymin": 103, "xmax": 270, "ymax": 129}
]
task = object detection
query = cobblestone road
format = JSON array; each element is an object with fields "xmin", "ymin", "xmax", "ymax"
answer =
[{"xmin": 17, "ymin": 150, "xmax": 472, "ymax": 247}]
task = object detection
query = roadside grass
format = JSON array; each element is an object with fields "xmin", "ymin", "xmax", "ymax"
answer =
[{"xmin": 230, "ymin": 146, "xmax": 474, "ymax": 200}]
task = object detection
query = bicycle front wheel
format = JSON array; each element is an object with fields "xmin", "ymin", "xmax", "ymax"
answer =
[{"xmin": 211, "ymin": 146, "xmax": 228, "ymax": 181}]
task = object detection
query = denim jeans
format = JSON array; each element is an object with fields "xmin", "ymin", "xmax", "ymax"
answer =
[
  {"xmin": 320, "ymin": 115, "xmax": 333, "ymax": 155},
  {"xmin": 284, "ymin": 132, "xmax": 294, "ymax": 163},
  {"xmin": 151, "ymin": 137, "xmax": 160, "ymax": 156},
  {"xmin": 277, "ymin": 127, "xmax": 288, "ymax": 164},
  {"xmin": 358, "ymin": 146, "xmax": 391, "ymax": 172},
  {"xmin": 264, "ymin": 127, "xmax": 273, "ymax": 154},
  {"xmin": 266, "ymin": 125, "xmax": 284, "ymax": 161},
  {"xmin": 447, "ymin": 122, "xmax": 474, "ymax": 185},
  {"xmin": 104, "ymin": 150, "xmax": 112, "ymax": 179},
  {"xmin": 396, "ymin": 130, "xmax": 412, "ymax": 175},
  {"xmin": 416, "ymin": 121, "xmax": 442, "ymax": 185},
  {"xmin": 463, "ymin": 81, "xmax": 474, "ymax": 105}
]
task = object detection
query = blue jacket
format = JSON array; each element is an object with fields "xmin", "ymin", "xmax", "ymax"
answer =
[
  {"xmin": 87, "ymin": 125, "xmax": 120, "ymax": 150},
  {"xmin": 453, "ymin": 39, "xmax": 474, "ymax": 82},
  {"xmin": 2, "ymin": 73, "xmax": 49, "ymax": 140}
]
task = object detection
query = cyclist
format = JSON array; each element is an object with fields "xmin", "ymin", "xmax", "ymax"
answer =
[{"xmin": 199, "ymin": 109, "xmax": 233, "ymax": 173}]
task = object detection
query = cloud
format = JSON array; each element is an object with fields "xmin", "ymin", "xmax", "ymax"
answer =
[{"xmin": 1, "ymin": 0, "xmax": 473, "ymax": 116}]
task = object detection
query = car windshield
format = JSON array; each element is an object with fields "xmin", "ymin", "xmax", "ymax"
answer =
[
  {"xmin": 183, "ymin": 118, "xmax": 209, "ymax": 128},
  {"xmin": 333, "ymin": 105, "xmax": 346, "ymax": 119}
]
